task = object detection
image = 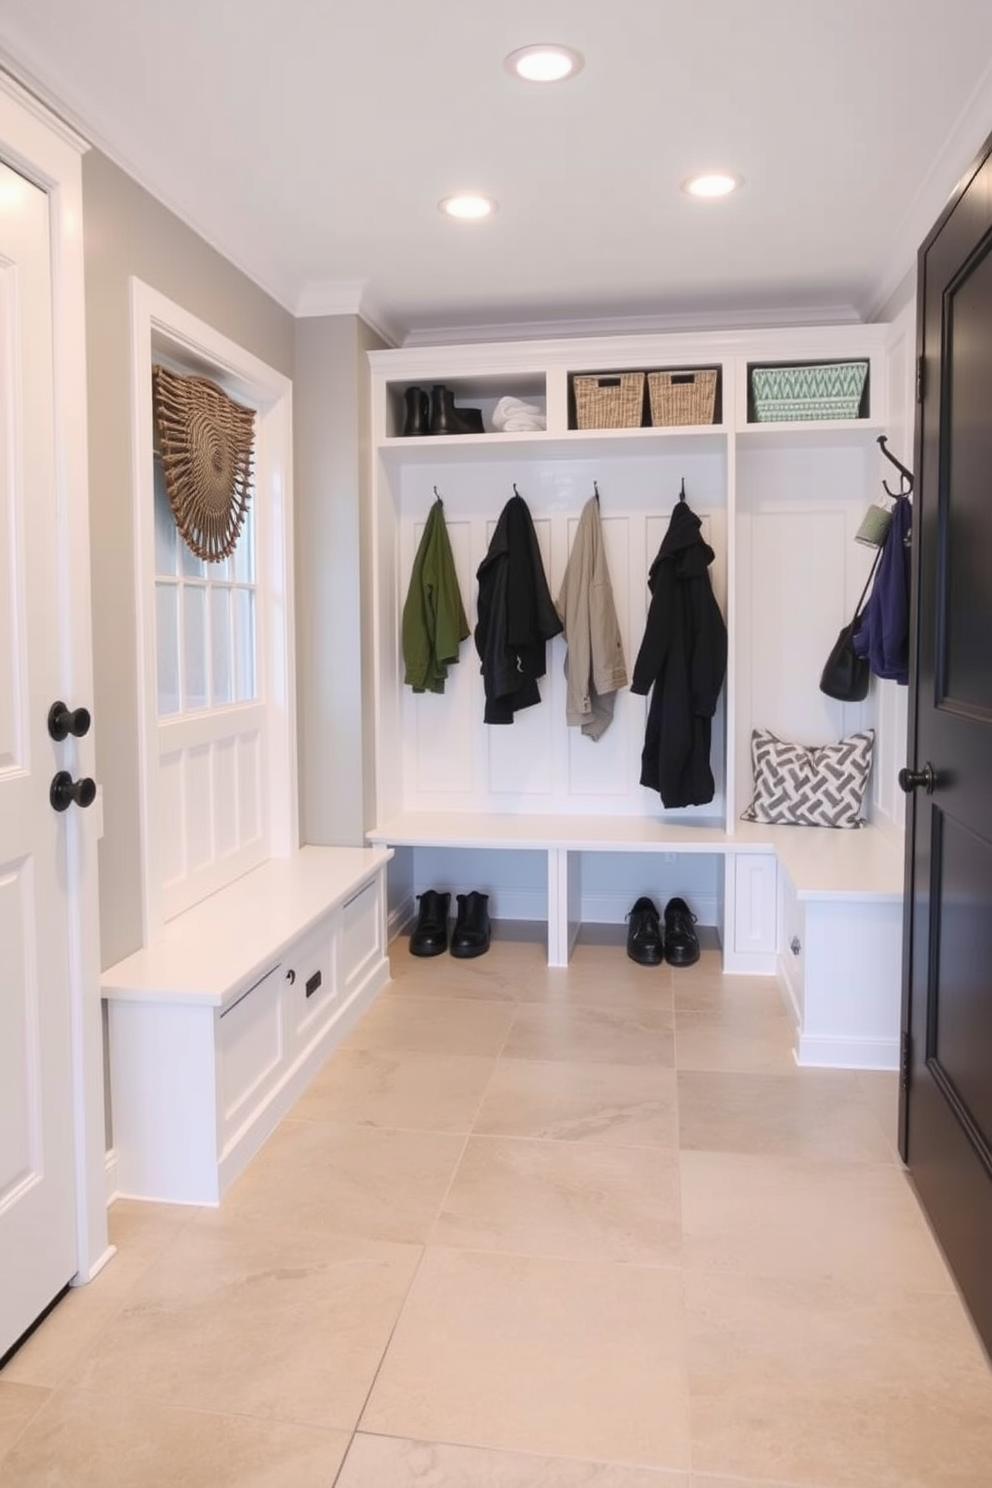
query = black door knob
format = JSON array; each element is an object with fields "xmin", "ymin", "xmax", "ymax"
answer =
[
  {"xmin": 898, "ymin": 763, "xmax": 936, "ymax": 794},
  {"xmin": 50, "ymin": 771, "xmax": 97, "ymax": 813},
  {"xmin": 48, "ymin": 700, "xmax": 91, "ymax": 741}
]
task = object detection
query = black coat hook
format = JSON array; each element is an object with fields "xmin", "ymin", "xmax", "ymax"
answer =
[
  {"xmin": 593, "ymin": 480, "xmax": 600, "ymax": 505},
  {"xmin": 433, "ymin": 485, "xmax": 443, "ymax": 507},
  {"xmin": 877, "ymin": 435, "xmax": 914, "ymax": 498},
  {"xmin": 513, "ymin": 483, "xmax": 521, "ymax": 497},
  {"xmin": 679, "ymin": 477, "xmax": 686, "ymax": 503}
]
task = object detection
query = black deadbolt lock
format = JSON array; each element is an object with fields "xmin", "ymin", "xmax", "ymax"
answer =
[
  {"xmin": 50, "ymin": 771, "xmax": 97, "ymax": 813},
  {"xmin": 48, "ymin": 700, "xmax": 92, "ymax": 741}
]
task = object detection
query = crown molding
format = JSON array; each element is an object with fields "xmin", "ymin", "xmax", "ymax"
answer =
[
  {"xmin": 399, "ymin": 300, "xmax": 862, "ymax": 348},
  {"xmin": 296, "ymin": 279, "xmax": 367, "ymax": 318},
  {"xmin": 0, "ymin": 58, "xmax": 89, "ymax": 153},
  {"xmin": 296, "ymin": 279, "xmax": 401, "ymax": 346},
  {"xmin": 0, "ymin": 47, "xmax": 299, "ymax": 315},
  {"xmin": 863, "ymin": 53, "xmax": 992, "ymax": 321}
]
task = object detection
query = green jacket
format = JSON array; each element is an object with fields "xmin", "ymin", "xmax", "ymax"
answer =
[{"xmin": 402, "ymin": 499, "xmax": 470, "ymax": 692}]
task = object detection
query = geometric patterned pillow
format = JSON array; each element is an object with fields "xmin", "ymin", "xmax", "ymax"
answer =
[{"xmin": 740, "ymin": 728, "xmax": 874, "ymax": 829}]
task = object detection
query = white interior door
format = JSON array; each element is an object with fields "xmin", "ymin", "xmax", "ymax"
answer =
[{"xmin": 0, "ymin": 157, "xmax": 78, "ymax": 1356}]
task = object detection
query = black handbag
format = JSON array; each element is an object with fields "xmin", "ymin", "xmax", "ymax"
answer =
[{"xmin": 819, "ymin": 549, "xmax": 882, "ymax": 702}]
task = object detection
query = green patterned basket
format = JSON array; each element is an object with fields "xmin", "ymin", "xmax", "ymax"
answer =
[{"xmin": 751, "ymin": 361, "xmax": 868, "ymax": 422}]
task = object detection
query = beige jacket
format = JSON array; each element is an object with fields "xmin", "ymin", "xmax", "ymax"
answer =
[{"xmin": 555, "ymin": 496, "xmax": 628, "ymax": 739}]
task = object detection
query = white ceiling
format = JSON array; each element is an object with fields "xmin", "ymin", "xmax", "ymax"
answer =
[{"xmin": 3, "ymin": 1, "xmax": 992, "ymax": 344}]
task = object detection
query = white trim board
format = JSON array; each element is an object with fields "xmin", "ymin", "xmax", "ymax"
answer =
[{"xmin": 128, "ymin": 280, "xmax": 297, "ymax": 943}]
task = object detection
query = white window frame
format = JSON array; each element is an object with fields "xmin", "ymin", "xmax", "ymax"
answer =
[{"xmin": 129, "ymin": 280, "xmax": 297, "ymax": 941}]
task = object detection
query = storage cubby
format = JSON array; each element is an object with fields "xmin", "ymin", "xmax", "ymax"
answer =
[
  {"xmin": 383, "ymin": 369, "xmax": 548, "ymax": 440},
  {"xmin": 567, "ymin": 364, "xmax": 723, "ymax": 430},
  {"xmin": 745, "ymin": 358, "xmax": 871, "ymax": 424}
]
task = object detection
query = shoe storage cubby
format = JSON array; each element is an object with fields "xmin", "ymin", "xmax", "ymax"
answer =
[
  {"xmin": 567, "ymin": 364, "xmax": 723, "ymax": 430},
  {"xmin": 383, "ymin": 368, "xmax": 547, "ymax": 441},
  {"xmin": 367, "ymin": 320, "xmax": 912, "ymax": 1066}
]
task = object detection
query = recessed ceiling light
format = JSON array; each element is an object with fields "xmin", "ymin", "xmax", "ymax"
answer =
[
  {"xmin": 439, "ymin": 194, "xmax": 498, "ymax": 221},
  {"xmin": 682, "ymin": 172, "xmax": 742, "ymax": 199},
  {"xmin": 505, "ymin": 44, "xmax": 584, "ymax": 83}
]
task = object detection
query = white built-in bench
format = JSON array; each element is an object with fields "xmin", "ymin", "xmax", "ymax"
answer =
[
  {"xmin": 101, "ymin": 845, "xmax": 392, "ymax": 1205},
  {"xmin": 367, "ymin": 813, "xmax": 905, "ymax": 1071}
]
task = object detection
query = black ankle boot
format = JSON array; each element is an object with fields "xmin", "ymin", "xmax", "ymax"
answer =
[
  {"xmin": 429, "ymin": 385, "xmax": 483, "ymax": 436},
  {"xmin": 409, "ymin": 889, "xmax": 451, "ymax": 956},
  {"xmin": 402, "ymin": 386, "xmax": 430, "ymax": 437},
  {"xmin": 450, "ymin": 891, "xmax": 491, "ymax": 958}
]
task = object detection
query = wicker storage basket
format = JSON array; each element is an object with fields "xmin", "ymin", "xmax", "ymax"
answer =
[
  {"xmin": 647, "ymin": 368, "xmax": 718, "ymax": 427},
  {"xmin": 573, "ymin": 372, "xmax": 645, "ymax": 429},
  {"xmin": 751, "ymin": 361, "xmax": 868, "ymax": 422}
]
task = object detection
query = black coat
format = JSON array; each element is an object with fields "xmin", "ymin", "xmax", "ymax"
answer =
[
  {"xmin": 475, "ymin": 494, "xmax": 562, "ymax": 724},
  {"xmin": 630, "ymin": 500, "xmax": 727, "ymax": 807}
]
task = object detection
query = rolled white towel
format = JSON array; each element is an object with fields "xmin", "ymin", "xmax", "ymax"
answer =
[{"xmin": 492, "ymin": 395, "xmax": 546, "ymax": 432}]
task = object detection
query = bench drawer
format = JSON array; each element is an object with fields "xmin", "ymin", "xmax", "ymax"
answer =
[
  {"xmin": 286, "ymin": 916, "xmax": 336, "ymax": 1047},
  {"xmin": 219, "ymin": 961, "xmax": 284, "ymax": 1138},
  {"xmin": 337, "ymin": 876, "xmax": 383, "ymax": 997}
]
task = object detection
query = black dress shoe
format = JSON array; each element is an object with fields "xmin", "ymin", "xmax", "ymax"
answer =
[
  {"xmin": 663, "ymin": 897, "xmax": 700, "ymax": 967},
  {"xmin": 626, "ymin": 896, "xmax": 663, "ymax": 966},
  {"xmin": 450, "ymin": 891, "xmax": 491, "ymax": 958},
  {"xmin": 409, "ymin": 889, "xmax": 450, "ymax": 956}
]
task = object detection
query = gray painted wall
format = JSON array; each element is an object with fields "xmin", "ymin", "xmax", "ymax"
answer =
[
  {"xmin": 294, "ymin": 314, "xmax": 386, "ymax": 847},
  {"xmin": 82, "ymin": 149, "xmax": 295, "ymax": 969}
]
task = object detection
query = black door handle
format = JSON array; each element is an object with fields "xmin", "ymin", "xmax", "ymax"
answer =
[
  {"xmin": 48, "ymin": 700, "xmax": 91, "ymax": 741},
  {"xmin": 898, "ymin": 763, "xmax": 936, "ymax": 794},
  {"xmin": 50, "ymin": 771, "xmax": 97, "ymax": 813}
]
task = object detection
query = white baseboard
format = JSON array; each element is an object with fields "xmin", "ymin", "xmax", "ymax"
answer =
[
  {"xmin": 718, "ymin": 945, "xmax": 777, "ymax": 976},
  {"xmin": 795, "ymin": 1032, "xmax": 899, "ymax": 1071},
  {"xmin": 72, "ymin": 1242, "xmax": 117, "ymax": 1284},
  {"xmin": 105, "ymin": 1148, "xmax": 119, "ymax": 1206}
]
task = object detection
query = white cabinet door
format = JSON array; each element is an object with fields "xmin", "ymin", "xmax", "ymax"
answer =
[{"xmin": 0, "ymin": 161, "xmax": 78, "ymax": 1355}]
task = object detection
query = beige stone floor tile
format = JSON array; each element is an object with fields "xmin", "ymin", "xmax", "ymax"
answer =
[
  {"xmin": 854, "ymin": 1068, "xmax": 901, "ymax": 1155},
  {"xmin": 432, "ymin": 1135, "xmax": 682, "ymax": 1265},
  {"xmin": 502, "ymin": 1002, "xmax": 675, "ymax": 1067},
  {"xmin": 0, "ymin": 1386, "xmax": 350, "ymax": 1487},
  {"xmin": 292, "ymin": 1047, "xmax": 497, "ymax": 1132},
  {"xmin": 692, "ymin": 1479, "xmax": 844, "ymax": 1488},
  {"xmin": 203, "ymin": 1118, "xmax": 465, "ymax": 1244},
  {"xmin": 517, "ymin": 943, "xmax": 675, "ymax": 1012},
  {"xmin": 337, "ymin": 1433, "xmax": 690, "ymax": 1485},
  {"xmin": 674, "ymin": 1002, "xmax": 796, "ymax": 1074},
  {"xmin": 67, "ymin": 1224, "xmax": 421, "ymax": 1432},
  {"xmin": 685, "ymin": 1270, "xmax": 992, "ymax": 1488},
  {"xmin": 343, "ymin": 992, "xmax": 516, "ymax": 1055},
  {"xmin": 0, "ymin": 1382, "xmax": 49, "ymax": 1459},
  {"xmin": 681, "ymin": 1151, "xmax": 951, "ymax": 1289},
  {"xmin": 672, "ymin": 972, "xmax": 788, "ymax": 1013},
  {"xmin": 388, "ymin": 935, "xmax": 545, "ymax": 1001},
  {"xmin": 677, "ymin": 1070, "xmax": 895, "ymax": 1162},
  {"xmin": 97, "ymin": 1198, "xmax": 199, "ymax": 1300},
  {"xmin": 474, "ymin": 1059, "xmax": 678, "ymax": 1147},
  {"xmin": 361, "ymin": 1246, "xmax": 690, "ymax": 1469},
  {"xmin": 0, "ymin": 1285, "xmax": 122, "ymax": 1390}
]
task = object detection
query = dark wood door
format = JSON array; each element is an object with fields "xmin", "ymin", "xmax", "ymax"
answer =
[{"xmin": 901, "ymin": 133, "xmax": 992, "ymax": 1359}]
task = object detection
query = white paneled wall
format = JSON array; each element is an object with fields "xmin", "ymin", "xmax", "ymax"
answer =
[{"xmin": 398, "ymin": 449, "xmax": 728, "ymax": 824}]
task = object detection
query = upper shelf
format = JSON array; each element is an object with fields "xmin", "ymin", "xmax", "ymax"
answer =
[
  {"xmin": 371, "ymin": 327, "xmax": 891, "ymax": 452},
  {"xmin": 378, "ymin": 424, "xmax": 728, "ymax": 466}
]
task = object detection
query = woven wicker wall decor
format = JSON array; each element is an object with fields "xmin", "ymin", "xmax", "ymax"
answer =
[{"xmin": 152, "ymin": 365, "xmax": 256, "ymax": 563}]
